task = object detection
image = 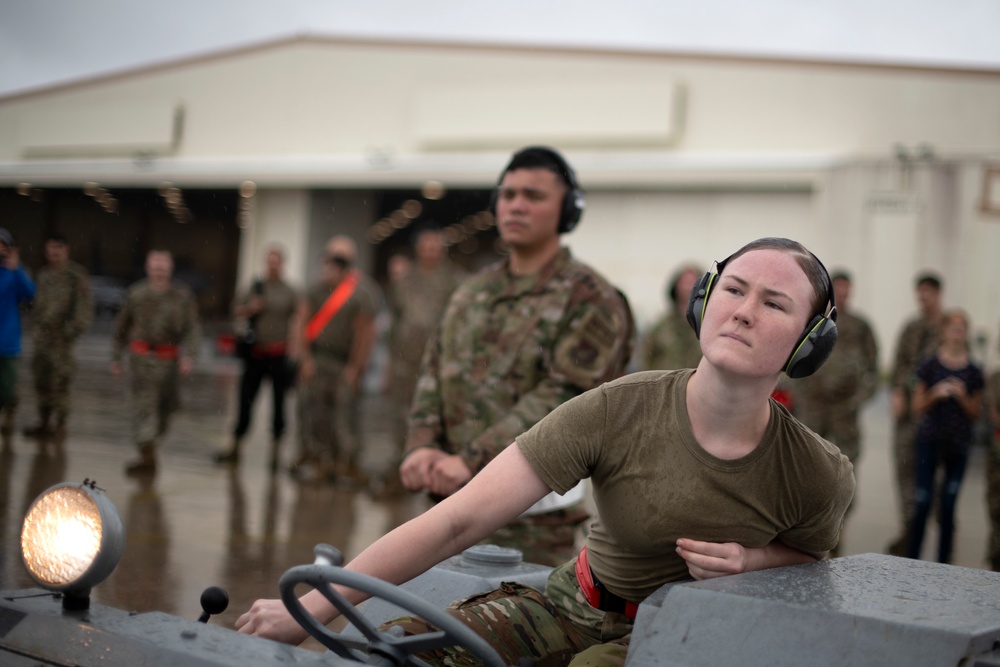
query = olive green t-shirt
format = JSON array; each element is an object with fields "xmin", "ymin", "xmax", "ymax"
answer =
[
  {"xmin": 239, "ymin": 278, "xmax": 298, "ymax": 345},
  {"xmin": 516, "ymin": 369, "xmax": 855, "ymax": 602},
  {"xmin": 306, "ymin": 272, "xmax": 381, "ymax": 361}
]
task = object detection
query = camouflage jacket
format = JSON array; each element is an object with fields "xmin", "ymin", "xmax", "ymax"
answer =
[
  {"xmin": 31, "ymin": 261, "xmax": 93, "ymax": 343},
  {"xmin": 891, "ymin": 315, "xmax": 941, "ymax": 395},
  {"xmin": 793, "ymin": 310, "xmax": 879, "ymax": 416},
  {"xmin": 639, "ymin": 311, "xmax": 702, "ymax": 371},
  {"xmin": 405, "ymin": 247, "xmax": 634, "ymax": 473},
  {"xmin": 112, "ymin": 280, "xmax": 201, "ymax": 362}
]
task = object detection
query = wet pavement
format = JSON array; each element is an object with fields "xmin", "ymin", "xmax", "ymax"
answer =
[{"xmin": 0, "ymin": 326, "xmax": 993, "ymax": 635}]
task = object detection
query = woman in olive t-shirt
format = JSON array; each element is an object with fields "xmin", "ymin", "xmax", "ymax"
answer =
[{"xmin": 237, "ymin": 238, "xmax": 855, "ymax": 667}]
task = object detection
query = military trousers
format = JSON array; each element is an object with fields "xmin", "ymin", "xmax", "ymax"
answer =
[
  {"xmin": 0, "ymin": 357, "xmax": 16, "ymax": 409},
  {"xmin": 129, "ymin": 355, "xmax": 180, "ymax": 447},
  {"xmin": 892, "ymin": 417, "xmax": 918, "ymax": 532},
  {"xmin": 234, "ymin": 354, "xmax": 290, "ymax": 441},
  {"xmin": 296, "ymin": 356, "xmax": 359, "ymax": 468},
  {"xmin": 388, "ymin": 357, "xmax": 420, "ymax": 459},
  {"xmin": 386, "ymin": 558, "xmax": 633, "ymax": 667},
  {"xmin": 986, "ymin": 434, "xmax": 1000, "ymax": 571},
  {"xmin": 31, "ymin": 338, "xmax": 76, "ymax": 422}
]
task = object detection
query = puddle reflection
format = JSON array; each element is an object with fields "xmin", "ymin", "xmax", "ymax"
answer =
[{"xmin": 0, "ymin": 342, "xmax": 429, "ymax": 631}]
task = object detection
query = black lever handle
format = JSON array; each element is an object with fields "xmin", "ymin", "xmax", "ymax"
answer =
[{"xmin": 198, "ymin": 586, "xmax": 230, "ymax": 623}]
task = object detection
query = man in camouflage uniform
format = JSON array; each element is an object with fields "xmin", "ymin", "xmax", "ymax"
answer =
[
  {"xmin": 400, "ymin": 146, "xmax": 634, "ymax": 567},
  {"xmin": 639, "ymin": 264, "xmax": 702, "ymax": 371},
  {"xmin": 112, "ymin": 249, "xmax": 200, "ymax": 476},
  {"xmin": 23, "ymin": 233, "xmax": 93, "ymax": 441},
  {"xmin": 293, "ymin": 235, "xmax": 382, "ymax": 485},
  {"xmin": 886, "ymin": 272, "xmax": 943, "ymax": 556},
  {"xmin": 382, "ymin": 227, "xmax": 464, "ymax": 490},
  {"xmin": 790, "ymin": 270, "xmax": 878, "ymax": 553},
  {"xmin": 214, "ymin": 246, "xmax": 299, "ymax": 470},
  {"xmin": 986, "ymin": 367, "xmax": 1000, "ymax": 571}
]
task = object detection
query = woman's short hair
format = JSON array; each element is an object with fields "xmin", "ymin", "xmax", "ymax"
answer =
[{"xmin": 725, "ymin": 237, "xmax": 831, "ymax": 317}]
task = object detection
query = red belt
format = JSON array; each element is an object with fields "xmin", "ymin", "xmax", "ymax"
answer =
[
  {"xmin": 574, "ymin": 546, "xmax": 639, "ymax": 620},
  {"xmin": 251, "ymin": 341, "xmax": 287, "ymax": 358},
  {"xmin": 130, "ymin": 340, "xmax": 179, "ymax": 359}
]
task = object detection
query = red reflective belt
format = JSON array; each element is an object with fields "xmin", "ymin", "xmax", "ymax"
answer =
[
  {"xmin": 252, "ymin": 341, "xmax": 287, "ymax": 358},
  {"xmin": 574, "ymin": 546, "xmax": 639, "ymax": 620},
  {"xmin": 305, "ymin": 271, "xmax": 359, "ymax": 343},
  {"xmin": 130, "ymin": 340, "xmax": 180, "ymax": 359}
]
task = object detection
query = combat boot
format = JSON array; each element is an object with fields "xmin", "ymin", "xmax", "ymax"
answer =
[
  {"xmin": 288, "ymin": 452, "xmax": 316, "ymax": 480},
  {"xmin": 332, "ymin": 460, "xmax": 368, "ymax": 489},
  {"xmin": 22, "ymin": 408, "xmax": 53, "ymax": 439},
  {"xmin": 213, "ymin": 438, "xmax": 242, "ymax": 465},
  {"xmin": 125, "ymin": 442, "xmax": 158, "ymax": 476}
]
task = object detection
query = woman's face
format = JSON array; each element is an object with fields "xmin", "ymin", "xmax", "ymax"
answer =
[
  {"xmin": 941, "ymin": 315, "xmax": 968, "ymax": 346},
  {"xmin": 699, "ymin": 249, "xmax": 816, "ymax": 378}
]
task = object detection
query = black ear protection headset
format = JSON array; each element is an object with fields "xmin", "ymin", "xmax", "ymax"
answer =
[
  {"xmin": 488, "ymin": 146, "xmax": 586, "ymax": 234},
  {"xmin": 685, "ymin": 249, "xmax": 839, "ymax": 378}
]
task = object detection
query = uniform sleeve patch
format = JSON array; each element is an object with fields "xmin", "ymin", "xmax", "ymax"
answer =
[{"xmin": 554, "ymin": 308, "xmax": 622, "ymax": 378}]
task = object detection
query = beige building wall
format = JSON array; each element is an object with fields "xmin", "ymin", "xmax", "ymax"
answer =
[{"xmin": 1, "ymin": 36, "xmax": 999, "ymax": 370}]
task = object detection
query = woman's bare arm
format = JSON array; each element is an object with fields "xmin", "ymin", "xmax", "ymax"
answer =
[{"xmin": 235, "ymin": 444, "xmax": 552, "ymax": 643}]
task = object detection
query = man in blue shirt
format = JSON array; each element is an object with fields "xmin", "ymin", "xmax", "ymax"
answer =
[{"xmin": 0, "ymin": 228, "xmax": 36, "ymax": 439}]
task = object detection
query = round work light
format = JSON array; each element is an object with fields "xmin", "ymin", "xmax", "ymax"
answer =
[{"xmin": 20, "ymin": 480, "xmax": 125, "ymax": 610}]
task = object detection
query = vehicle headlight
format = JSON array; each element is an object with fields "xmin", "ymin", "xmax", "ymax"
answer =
[{"xmin": 20, "ymin": 480, "xmax": 125, "ymax": 610}]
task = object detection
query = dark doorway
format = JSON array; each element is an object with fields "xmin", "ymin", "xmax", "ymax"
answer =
[
  {"xmin": 0, "ymin": 186, "xmax": 241, "ymax": 321},
  {"xmin": 369, "ymin": 188, "xmax": 500, "ymax": 282}
]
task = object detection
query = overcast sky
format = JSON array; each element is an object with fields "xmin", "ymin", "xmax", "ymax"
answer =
[{"xmin": 1, "ymin": 0, "xmax": 998, "ymax": 97}]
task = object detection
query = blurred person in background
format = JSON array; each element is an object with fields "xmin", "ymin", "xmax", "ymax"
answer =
[
  {"xmin": 906, "ymin": 309, "xmax": 983, "ymax": 563},
  {"xmin": 111, "ymin": 249, "xmax": 200, "ymax": 476},
  {"xmin": 790, "ymin": 269, "xmax": 878, "ymax": 554},
  {"xmin": 215, "ymin": 246, "xmax": 299, "ymax": 471},
  {"xmin": 380, "ymin": 225, "xmax": 465, "ymax": 494},
  {"xmin": 985, "ymin": 334, "xmax": 1000, "ymax": 571},
  {"xmin": 640, "ymin": 263, "xmax": 703, "ymax": 371},
  {"xmin": 292, "ymin": 235, "xmax": 381, "ymax": 486},
  {"xmin": 23, "ymin": 233, "xmax": 93, "ymax": 441},
  {"xmin": 0, "ymin": 228, "xmax": 35, "ymax": 440},
  {"xmin": 886, "ymin": 272, "xmax": 944, "ymax": 556}
]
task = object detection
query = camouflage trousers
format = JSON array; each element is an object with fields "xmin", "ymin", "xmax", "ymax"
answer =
[
  {"xmin": 892, "ymin": 417, "xmax": 918, "ymax": 536},
  {"xmin": 296, "ymin": 356, "xmax": 359, "ymax": 468},
  {"xmin": 377, "ymin": 362, "xmax": 418, "ymax": 492},
  {"xmin": 988, "ymin": 435, "xmax": 1000, "ymax": 571},
  {"xmin": 31, "ymin": 340, "xmax": 76, "ymax": 423},
  {"xmin": 387, "ymin": 358, "xmax": 420, "ymax": 464},
  {"xmin": 384, "ymin": 558, "xmax": 633, "ymax": 667},
  {"xmin": 129, "ymin": 356, "xmax": 180, "ymax": 447},
  {"xmin": 483, "ymin": 505, "xmax": 589, "ymax": 568}
]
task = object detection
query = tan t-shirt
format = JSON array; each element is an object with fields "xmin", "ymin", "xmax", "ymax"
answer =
[
  {"xmin": 306, "ymin": 272, "xmax": 382, "ymax": 361},
  {"xmin": 516, "ymin": 369, "xmax": 855, "ymax": 602},
  {"xmin": 239, "ymin": 278, "xmax": 298, "ymax": 345}
]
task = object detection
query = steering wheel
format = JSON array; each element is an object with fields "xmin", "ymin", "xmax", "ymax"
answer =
[{"xmin": 279, "ymin": 544, "xmax": 508, "ymax": 667}]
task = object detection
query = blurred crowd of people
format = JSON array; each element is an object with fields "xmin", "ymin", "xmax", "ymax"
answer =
[{"xmin": 1, "ymin": 144, "xmax": 998, "ymax": 575}]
